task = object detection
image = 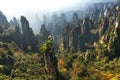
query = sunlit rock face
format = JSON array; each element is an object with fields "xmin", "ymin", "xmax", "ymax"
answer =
[
  {"xmin": 43, "ymin": 2, "xmax": 118, "ymax": 52},
  {"xmin": 61, "ymin": 2, "xmax": 119, "ymax": 53},
  {"xmin": 98, "ymin": 17, "xmax": 109, "ymax": 36},
  {"xmin": 81, "ymin": 17, "xmax": 92, "ymax": 35},
  {"xmin": 95, "ymin": 2, "xmax": 120, "ymax": 58},
  {"xmin": 62, "ymin": 16, "xmax": 97, "ymax": 52},
  {"xmin": 0, "ymin": 1, "xmax": 119, "ymax": 54},
  {"xmin": 98, "ymin": 2, "xmax": 120, "ymax": 35}
]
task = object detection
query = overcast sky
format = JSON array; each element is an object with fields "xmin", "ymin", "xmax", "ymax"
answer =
[
  {"xmin": 0, "ymin": 0, "xmax": 115, "ymax": 20},
  {"xmin": 0, "ymin": 0, "xmax": 83, "ymax": 18}
]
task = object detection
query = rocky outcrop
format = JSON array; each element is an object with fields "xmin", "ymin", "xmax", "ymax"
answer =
[
  {"xmin": 0, "ymin": 11, "xmax": 9, "ymax": 34},
  {"xmin": 91, "ymin": 8, "xmax": 100, "ymax": 21},
  {"xmin": 81, "ymin": 17, "xmax": 92, "ymax": 34},
  {"xmin": 62, "ymin": 16, "xmax": 98, "ymax": 52},
  {"xmin": 10, "ymin": 17, "xmax": 19, "ymax": 27},
  {"xmin": 60, "ymin": 13, "xmax": 67, "ymax": 24},
  {"xmin": 0, "ymin": 2, "xmax": 119, "ymax": 54},
  {"xmin": 0, "ymin": 11, "xmax": 9, "ymax": 26},
  {"xmin": 40, "ymin": 36, "xmax": 59, "ymax": 80},
  {"xmin": 21, "ymin": 16, "xmax": 37, "ymax": 52},
  {"xmin": 72, "ymin": 12, "xmax": 79, "ymax": 22},
  {"xmin": 0, "ymin": 15, "xmax": 38, "ymax": 52},
  {"xmin": 98, "ymin": 17, "xmax": 109, "ymax": 36},
  {"xmin": 62, "ymin": 24, "xmax": 72, "ymax": 49},
  {"xmin": 96, "ymin": 3, "xmax": 120, "ymax": 58},
  {"xmin": 61, "ymin": 2, "xmax": 120, "ymax": 53},
  {"xmin": 38, "ymin": 24, "xmax": 50, "ymax": 45}
]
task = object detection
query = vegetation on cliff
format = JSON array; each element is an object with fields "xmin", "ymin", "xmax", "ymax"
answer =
[{"xmin": 0, "ymin": 2, "xmax": 120, "ymax": 80}]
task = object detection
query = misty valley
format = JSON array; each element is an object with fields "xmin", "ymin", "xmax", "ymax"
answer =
[{"xmin": 0, "ymin": 0, "xmax": 120, "ymax": 80}]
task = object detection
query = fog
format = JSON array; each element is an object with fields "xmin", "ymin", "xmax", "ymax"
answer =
[
  {"xmin": 0, "ymin": 0, "xmax": 116, "ymax": 33},
  {"xmin": 0, "ymin": 0, "xmax": 115, "ymax": 18},
  {"xmin": 0, "ymin": 0, "xmax": 85, "ymax": 19}
]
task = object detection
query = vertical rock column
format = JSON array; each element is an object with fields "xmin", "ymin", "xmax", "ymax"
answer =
[{"xmin": 40, "ymin": 35, "xmax": 59, "ymax": 80}]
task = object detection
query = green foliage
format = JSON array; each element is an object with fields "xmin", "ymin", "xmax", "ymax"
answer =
[
  {"xmin": 0, "ymin": 47, "xmax": 14, "ymax": 75},
  {"xmin": 40, "ymin": 44, "xmax": 47, "ymax": 53},
  {"xmin": 77, "ymin": 66, "xmax": 88, "ymax": 77},
  {"xmin": 110, "ymin": 74, "xmax": 120, "ymax": 80},
  {"xmin": 0, "ymin": 75, "xmax": 4, "ymax": 80},
  {"xmin": 59, "ymin": 71, "xmax": 71, "ymax": 80},
  {"xmin": 0, "ymin": 2, "xmax": 119, "ymax": 80},
  {"xmin": 40, "ymin": 36, "xmax": 53, "ymax": 53}
]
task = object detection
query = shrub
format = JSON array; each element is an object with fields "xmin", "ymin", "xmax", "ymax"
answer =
[{"xmin": 0, "ymin": 75, "xmax": 4, "ymax": 80}]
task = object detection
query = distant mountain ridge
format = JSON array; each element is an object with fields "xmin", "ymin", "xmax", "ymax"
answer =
[{"xmin": 0, "ymin": 2, "xmax": 119, "ymax": 53}]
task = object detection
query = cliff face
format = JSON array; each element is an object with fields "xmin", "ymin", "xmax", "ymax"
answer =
[
  {"xmin": 0, "ymin": 2, "xmax": 119, "ymax": 54},
  {"xmin": 62, "ymin": 17, "xmax": 97, "ymax": 52},
  {"xmin": 37, "ymin": 24, "xmax": 50, "ymax": 46},
  {"xmin": 9, "ymin": 17, "xmax": 19, "ymax": 27},
  {"xmin": 95, "ymin": 3, "xmax": 120, "ymax": 58},
  {"xmin": 0, "ymin": 15, "xmax": 38, "ymax": 52},
  {"xmin": 0, "ymin": 1, "xmax": 119, "ymax": 80},
  {"xmin": 0, "ymin": 11, "xmax": 8, "ymax": 26},
  {"xmin": 0, "ymin": 11, "xmax": 9, "ymax": 34},
  {"xmin": 20, "ymin": 16, "xmax": 38, "ymax": 52},
  {"xmin": 61, "ymin": 2, "xmax": 120, "ymax": 53}
]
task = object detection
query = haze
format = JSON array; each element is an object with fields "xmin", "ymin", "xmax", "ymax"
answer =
[
  {"xmin": 0, "ymin": 0, "xmax": 115, "ymax": 33},
  {"xmin": 0, "ymin": 0, "xmax": 80, "ymax": 19},
  {"xmin": 0, "ymin": 0, "xmax": 114, "ymax": 19}
]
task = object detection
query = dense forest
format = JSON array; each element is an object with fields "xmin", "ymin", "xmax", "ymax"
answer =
[{"xmin": 0, "ymin": 1, "xmax": 120, "ymax": 80}]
